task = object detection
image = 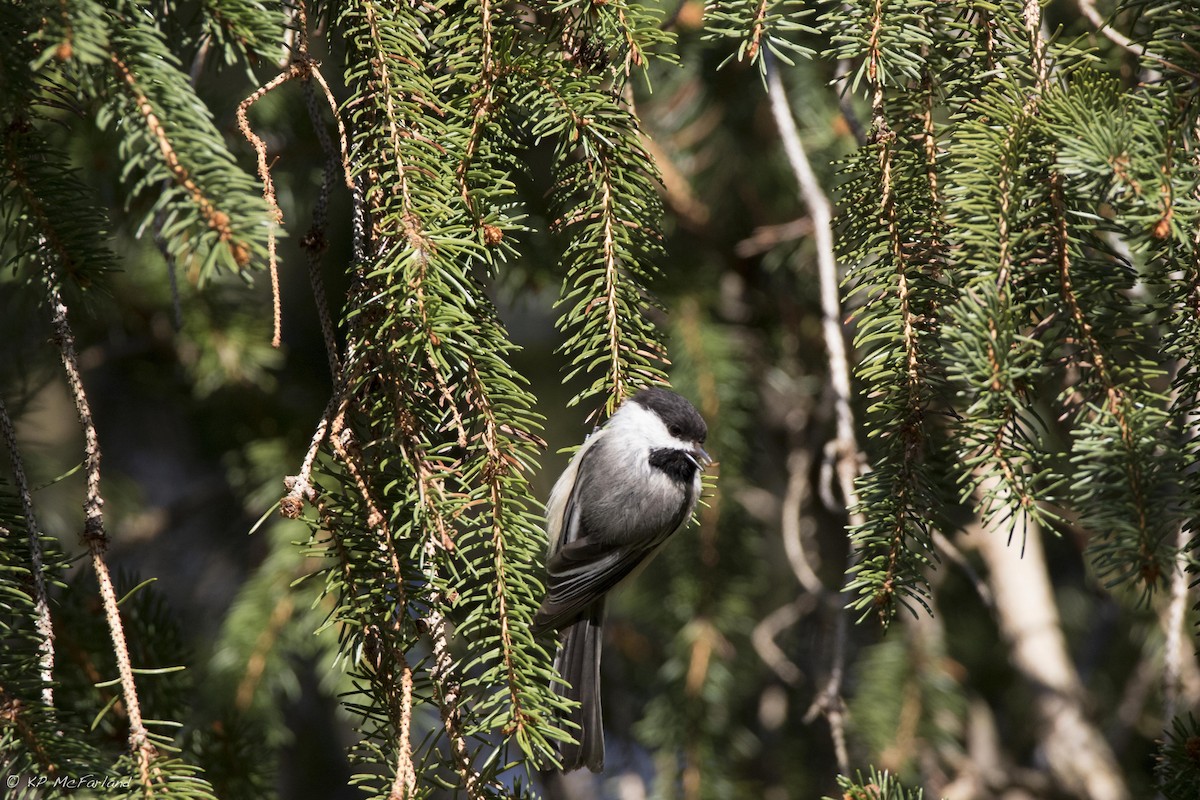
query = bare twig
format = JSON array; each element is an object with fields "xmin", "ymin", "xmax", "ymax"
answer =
[
  {"xmin": 236, "ymin": 47, "xmax": 351, "ymax": 354},
  {"xmin": 931, "ymin": 529, "xmax": 994, "ymax": 610},
  {"xmin": 1076, "ymin": 0, "xmax": 1139, "ymax": 53},
  {"xmin": 306, "ymin": 63, "xmax": 354, "ymax": 191},
  {"xmin": 237, "ymin": 62, "xmax": 308, "ymax": 350},
  {"xmin": 751, "ymin": 598, "xmax": 815, "ymax": 686},
  {"xmin": 781, "ymin": 448, "xmax": 827, "ymax": 597},
  {"xmin": 0, "ymin": 398, "xmax": 55, "ymax": 707},
  {"xmin": 765, "ymin": 54, "xmax": 863, "ymax": 777},
  {"xmin": 45, "ymin": 277, "xmax": 157, "ymax": 787},
  {"xmin": 765, "ymin": 59, "xmax": 862, "ymax": 528},
  {"xmin": 1075, "ymin": 0, "xmax": 1179, "ymax": 75},
  {"xmin": 301, "ymin": 75, "xmax": 344, "ymax": 382},
  {"xmin": 281, "ymin": 397, "xmax": 333, "ymax": 519},
  {"xmin": 734, "ymin": 217, "xmax": 813, "ymax": 258}
]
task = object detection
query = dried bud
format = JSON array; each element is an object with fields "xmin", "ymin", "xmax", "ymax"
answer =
[{"xmin": 280, "ymin": 494, "xmax": 304, "ymax": 519}]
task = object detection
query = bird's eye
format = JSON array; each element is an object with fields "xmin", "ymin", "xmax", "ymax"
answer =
[{"xmin": 668, "ymin": 424, "xmax": 681, "ymax": 437}]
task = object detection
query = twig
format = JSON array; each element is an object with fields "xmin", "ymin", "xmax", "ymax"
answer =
[
  {"xmin": 280, "ymin": 386, "xmax": 335, "ymax": 520},
  {"xmin": 301, "ymin": 76, "xmax": 344, "ymax": 381},
  {"xmin": 1075, "ymin": 0, "xmax": 1178, "ymax": 74},
  {"xmin": 389, "ymin": 653, "xmax": 417, "ymax": 800},
  {"xmin": 237, "ymin": 62, "xmax": 308, "ymax": 350},
  {"xmin": 734, "ymin": 217, "xmax": 813, "ymax": 258},
  {"xmin": 765, "ymin": 53, "xmax": 862, "ymax": 777},
  {"xmin": 802, "ymin": 615, "xmax": 850, "ymax": 772},
  {"xmin": 0, "ymin": 398, "xmax": 55, "ymax": 707},
  {"xmin": 781, "ymin": 448, "xmax": 828, "ymax": 597},
  {"xmin": 306, "ymin": 63, "xmax": 354, "ymax": 191},
  {"xmin": 1076, "ymin": 0, "xmax": 1138, "ymax": 53},
  {"xmin": 237, "ymin": 47, "xmax": 350, "ymax": 354},
  {"xmin": 765, "ymin": 59, "xmax": 862, "ymax": 523},
  {"xmin": 422, "ymin": 535, "xmax": 483, "ymax": 796},
  {"xmin": 45, "ymin": 276, "xmax": 156, "ymax": 788},
  {"xmin": 751, "ymin": 598, "xmax": 814, "ymax": 685},
  {"xmin": 931, "ymin": 529, "xmax": 994, "ymax": 610}
]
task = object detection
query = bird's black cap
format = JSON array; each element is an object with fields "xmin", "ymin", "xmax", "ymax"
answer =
[{"xmin": 629, "ymin": 387, "xmax": 707, "ymax": 443}]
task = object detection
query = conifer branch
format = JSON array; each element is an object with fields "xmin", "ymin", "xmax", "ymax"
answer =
[
  {"xmin": 746, "ymin": 0, "xmax": 770, "ymax": 61},
  {"xmin": 946, "ymin": 110, "xmax": 1050, "ymax": 533},
  {"xmin": 465, "ymin": 363, "xmax": 531, "ymax": 734},
  {"xmin": 858, "ymin": 0, "xmax": 934, "ymax": 621},
  {"xmin": 1050, "ymin": 173, "xmax": 1158, "ymax": 588},
  {"xmin": 599, "ymin": 162, "xmax": 633, "ymax": 408},
  {"xmin": 1022, "ymin": 0, "xmax": 1049, "ymax": 90},
  {"xmin": 360, "ymin": 0, "xmax": 419, "ymax": 222},
  {"xmin": 0, "ymin": 398, "xmax": 55, "ymax": 707},
  {"xmin": 537, "ymin": 65, "xmax": 670, "ymax": 416},
  {"xmin": 456, "ymin": 0, "xmax": 498, "ymax": 216},
  {"xmin": 110, "ymin": 52, "xmax": 249, "ymax": 269},
  {"xmin": 233, "ymin": 592, "xmax": 295, "ymax": 711}
]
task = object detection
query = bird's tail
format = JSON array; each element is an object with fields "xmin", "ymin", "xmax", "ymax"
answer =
[{"xmin": 553, "ymin": 600, "xmax": 605, "ymax": 772}]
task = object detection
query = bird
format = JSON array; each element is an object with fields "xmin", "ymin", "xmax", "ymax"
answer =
[{"xmin": 531, "ymin": 387, "xmax": 712, "ymax": 772}]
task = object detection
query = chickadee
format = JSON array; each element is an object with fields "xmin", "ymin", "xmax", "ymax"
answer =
[{"xmin": 531, "ymin": 387, "xmax": 712, "ymax": 772}]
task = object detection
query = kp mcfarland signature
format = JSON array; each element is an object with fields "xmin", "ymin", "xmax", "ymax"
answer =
[{"xmin": 6, "ymin": 773, "xmax": 134, "ymax": 791}]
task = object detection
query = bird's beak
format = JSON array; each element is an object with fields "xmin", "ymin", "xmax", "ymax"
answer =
[{"xmin": 691, "ymin": 447, "xmax": 713, "ymax": 469}]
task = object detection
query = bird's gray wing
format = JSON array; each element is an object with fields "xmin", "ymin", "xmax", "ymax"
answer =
[
  {"xmin": 533, "ymin": 437, "xmax": 692, "ymax": 634},
  {"xmin": 533, "ymin": 538, "xmax": 647, "ymax": 634}
]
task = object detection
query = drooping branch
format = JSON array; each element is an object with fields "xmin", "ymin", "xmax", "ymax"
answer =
[{"xmin": 110, "ymin": 52, "xmax": 248, "ymax": 269}]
